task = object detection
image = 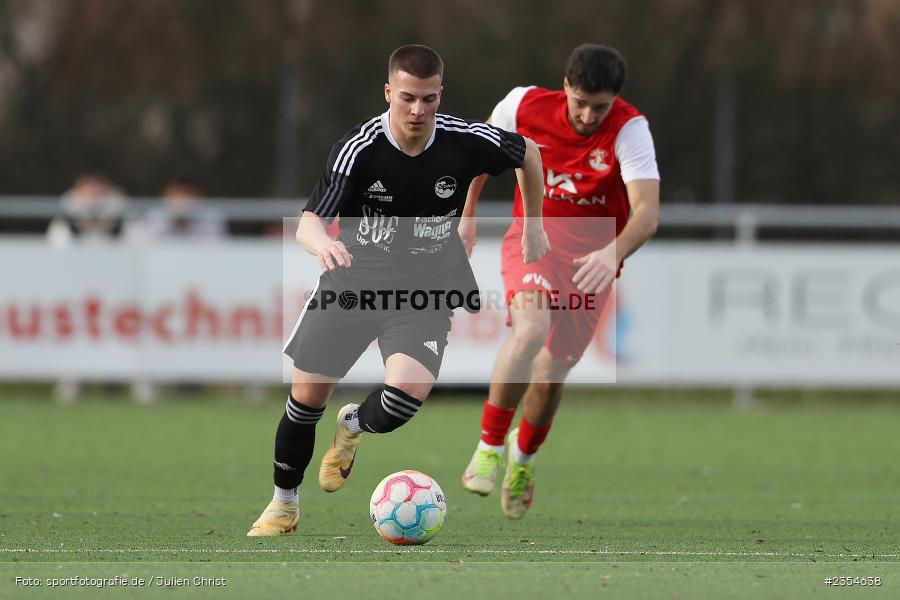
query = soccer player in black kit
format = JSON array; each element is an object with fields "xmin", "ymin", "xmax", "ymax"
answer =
[{"xmin": 247, "ymin": 45, "xmax": 550, "ymax": 536}]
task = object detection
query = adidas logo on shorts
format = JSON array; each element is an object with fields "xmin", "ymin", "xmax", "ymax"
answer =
[
  {"xmin": 368, "ymin": 180, "xmax": 387, "ymax": 193},
  {"xmin": 423, "ymin": 341, "xmax": 438, "ymax": 355}
]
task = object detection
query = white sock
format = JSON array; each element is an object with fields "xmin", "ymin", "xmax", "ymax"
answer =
[
  {"xmin": 274, "ymin": 486, "xmax": 299, "ymax": 503},
  {"xmin": 344, "ymin": 406, "xmax": 363, "ymax": 434},
  {"xmin": 477, "ymin": 440, "xmax": 505, "ymax": 454},
  {"xmin": 511, "ymin": 444, "xmax": 535, "ymax": 465}
]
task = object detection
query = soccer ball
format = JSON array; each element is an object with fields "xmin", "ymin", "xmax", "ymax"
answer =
[{"xmin": 369, "ymin": 470, "xmax": 447, "ymax": 545}]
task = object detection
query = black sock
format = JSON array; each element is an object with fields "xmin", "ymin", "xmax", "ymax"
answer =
[
  {"xmin": 273, "ymin": 395, "xmax": 325, "ymax": 489},
  {"xmin": 357, "ymin": 385, "xmax": 422, "ymax": 433}
]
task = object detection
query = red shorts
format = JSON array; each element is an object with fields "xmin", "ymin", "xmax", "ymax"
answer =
[{"xmin": 500, "ymin": 225, "xmax": 613, "ymax": 368}]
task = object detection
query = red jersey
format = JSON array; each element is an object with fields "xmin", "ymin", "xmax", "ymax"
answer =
[{"xmin": 493, "ymin": 87, "xmax": 655, "ymax": 254}]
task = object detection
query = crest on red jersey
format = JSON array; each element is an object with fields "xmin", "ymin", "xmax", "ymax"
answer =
[{"xmin": 589, "ymin": 148, "xmax": 610, "ymax": 171}]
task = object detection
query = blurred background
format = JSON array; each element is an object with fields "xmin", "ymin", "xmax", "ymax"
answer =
[
  {"xmin": 1, "ymin": 0, "xmax": 898, "ymax": 204},
  {"xmin": 0, "ymin": 0, "xmax": 898, "ymax": 401}
]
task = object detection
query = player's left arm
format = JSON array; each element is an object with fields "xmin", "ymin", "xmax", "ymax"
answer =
[
  {"xmin": 616, "ymin": 179, "xmax": 660, "ymax": 262},
  {"xmin": 459, "ymin": 115, "xmax": 493, "ymax": 256},
  {"xmin": 470, "ymin": 121, "xmax": 550, "ymax": 264},
  {"xmin": 573, "ymin": 117, "xmax": 660, "ymax": 293},
  {"xmin": 516, "ymin": 137, "xmax": 551, "ymax": 264},
  {"xmin": 571, "ymin": 182, "xmax": 658, "ymax": 293}
]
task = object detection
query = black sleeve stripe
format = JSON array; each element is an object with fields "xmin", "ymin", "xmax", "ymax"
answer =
[
  {"xmin": 306, "ymin": 178, "xmax": 326, "ymax": 214},
  {"xmin": 436, "ymin": 122, "xmax": 505, "ymax": 148},
  {"xmin": 436, "ymin": 113, "xmax": 489, "ymax": 128},
  {"xmin": 341, "ymin": 132, "xmax": 381, "ymax": 176},
  {"xmin": 436, "ymin": 123, "xmax": 502, "ymax": 148},
  {"xmin": 308, "ymin": 116, "xmax": 382, "ymax": 217},
  {"xmin": 333, "ymin": 116, "xmax": 382, "ymax": 176},
  {"xmin": 306, "ymin": 173, "xmax": 337, "ymax": 216},
  {"xmin": 464, "ymin": 123, "xmax": 503, "ymax": 145},
  {"xmin": 318, "ymin": 172, "xmax": 350, "ymax": 218},
  {"xmin": 436, "ymin": 120, "xmax": 525, "ymax": 165},
  {"xmin": 502, "ymin": 136, "xmax": 526, "ymax": 164},
  {"xmin": 437, "ymin": 115, "xmax": 492, "ymax": 131},
  {"xmin": 436, "ymin": 114, "xmax": 502, "ymax": 139},
  {"xmin": 435, "ymin": 114, "xmax": 501, "ymax": 139},
  {"xmin": 435, "ymin": 115, "xmax": 502, "ymax": 145},
  {"xmin": 436, "ymin": 114, "xmax": 524, "ymax": 163},
  {"xmin": 494, "ymin": 130, "xmax": 525, "ymax": 162}
]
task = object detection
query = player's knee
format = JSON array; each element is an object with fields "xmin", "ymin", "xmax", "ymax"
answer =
[
  {"xmin": 531, "ymin": 352, "xmax": 572, "ymax": 384},
  {"xmin": 289, "ymin": 384, "xmax": 328, "ymax": 409},
  {"xmin": 530, "ymin": 380, "xmax": 563, "ymax": 400},
  {"xmin": 510, "ymin": 321, "xmax": 549, "ymax": 356},
  {"xmin": 383, "ymin": 381, "xmax": 431, "ymax": 403}
]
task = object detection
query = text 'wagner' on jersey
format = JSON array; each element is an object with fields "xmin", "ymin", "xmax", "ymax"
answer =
[{"xmin": 304, "ymin": 110, "xmax": 525, "ymax": 301}]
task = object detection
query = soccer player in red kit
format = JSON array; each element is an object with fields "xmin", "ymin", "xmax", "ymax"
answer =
[{"xmin": 459, "ymin": 44, "xmax": 660, "ymax": 518}]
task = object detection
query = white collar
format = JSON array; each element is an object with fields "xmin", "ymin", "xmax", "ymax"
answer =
[{"xmin": 381, "ymin": 111, "xmax": 436, "ymax": 153}]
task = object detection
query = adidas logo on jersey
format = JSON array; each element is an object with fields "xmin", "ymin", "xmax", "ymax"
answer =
[
  {"xmin": 424, "ymin": 341, "xmax": 439, "ymax": 355},
  {"xmin": 365, "ymin": 180, "xmax": 392, "ymax": 202}
]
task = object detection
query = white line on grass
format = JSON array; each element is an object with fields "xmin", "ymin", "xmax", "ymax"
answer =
[{"xmin": 2, "ymin": 548, "xmax": 898, "ymax": 559}]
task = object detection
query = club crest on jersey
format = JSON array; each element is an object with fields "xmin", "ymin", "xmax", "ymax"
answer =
[
  {"xmin": 434, "ymin": 176, "xmax": 457, "ymax": 199},
  {"xmin": 589, "ymin": 148, "xmax": 610, "ymax": 171}
]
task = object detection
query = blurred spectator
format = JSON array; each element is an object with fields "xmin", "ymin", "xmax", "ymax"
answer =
[
  {"xmin": 46, "ymin": 174, "xmax": 129, "ymax": 247},
  {"xmin": 46, "ymin": 175, "xmax": 156, "ymax": 404},
  {"xmin": 141, "ymin": 177, "xmax": 227, "ymax": 239},
  {"xmin": 135, "ymin": 178, "xmax": 228, "ymax": 399},
  {"xmin": 47, "ymin": 176, "xmax": 126, "ymax": 401}
]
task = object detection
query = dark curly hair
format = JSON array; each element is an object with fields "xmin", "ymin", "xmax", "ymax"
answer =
[{"xmin": 565, "ymin": 44, "xmax": 627, "ymax": 94}]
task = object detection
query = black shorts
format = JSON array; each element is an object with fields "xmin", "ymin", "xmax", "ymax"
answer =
[{"xmin": 283, "ymin": 269, "xmax": 453, "ymax": 379}]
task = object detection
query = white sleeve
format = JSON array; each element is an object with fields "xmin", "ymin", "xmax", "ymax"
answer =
[
  {"xmin": 489, "ymin": 86, "xmax": 535, "ymax": 132},
  {"xmin": 615, "ymin": 116, "xmax": 660, "ymax": 182}
]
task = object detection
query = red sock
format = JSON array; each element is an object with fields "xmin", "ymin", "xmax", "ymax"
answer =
[
  {"xmin": 480, "ymin": 400, "xmax": 516, "ymax": 446},
  {"xmin": 517, "ymin": 417, "xmax": 552, "ymax": 455}
]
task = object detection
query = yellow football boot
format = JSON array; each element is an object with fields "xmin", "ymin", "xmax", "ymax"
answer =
[
  {"xmin": 246, "ymin": 499, "xmax": 298, "ymax": 537},
  {"xmin": 318, "ymin": 403, "xmax": 362, "ymax": 492},
  {"xmin": 501, "ymin": 428, "xmax": 535, "ymax": 519}
]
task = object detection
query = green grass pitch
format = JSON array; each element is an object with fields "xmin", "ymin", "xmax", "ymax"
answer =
[{"xmin": 1, "ymin": 387, "xmax": 899, "ymax": 599}]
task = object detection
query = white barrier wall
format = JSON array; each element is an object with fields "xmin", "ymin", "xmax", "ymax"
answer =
[
  {"xmin": 1, "ymin": 239, "xmax": 898, "ymax": 386},
  {"xmin": 610, "ymin": 244, "xmax": 900, "ymax": 386},
  {"xmin": 1, "ymin": 240, "xmax": 285, "ymax": 381}
]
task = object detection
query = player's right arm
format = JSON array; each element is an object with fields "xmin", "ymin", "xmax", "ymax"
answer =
[
  {"xmin": 297, "ymin": 125, "xmax": 369, "ymax": 270},
  {"xmin": 296, "ymin": 212, "xmax": 352, "ymax": 271}
]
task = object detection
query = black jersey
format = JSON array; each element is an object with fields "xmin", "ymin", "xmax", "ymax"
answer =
[{"xmin": 304, "ymin": 111, "xmax": 526, "ymax": 308}]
